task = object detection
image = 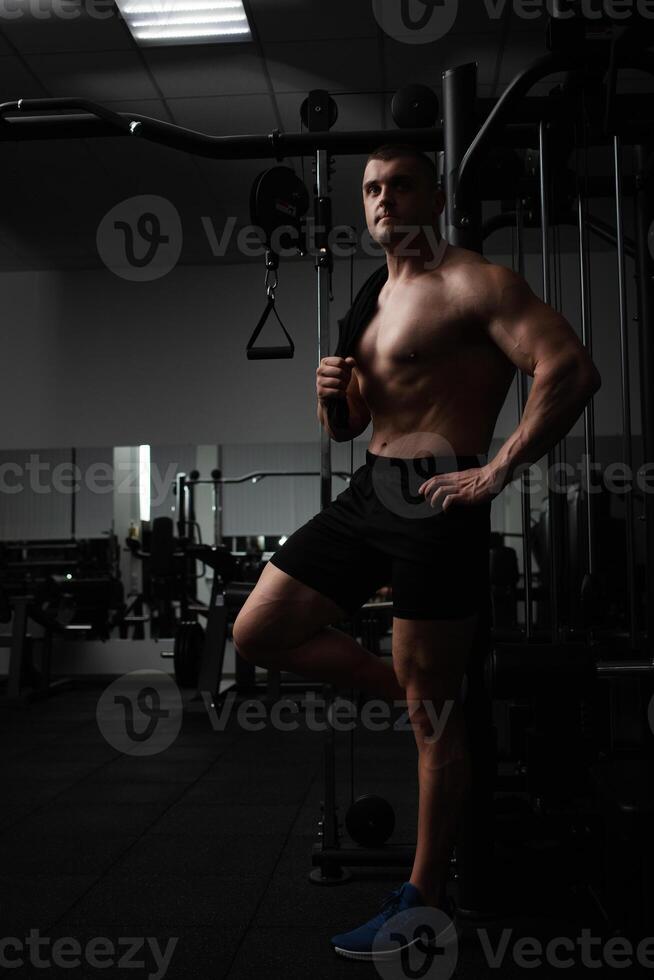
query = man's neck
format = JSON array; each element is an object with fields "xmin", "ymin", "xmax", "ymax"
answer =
[{"xmin": 384, "ymin": 230, "xmax": 446, "ymax": 282}]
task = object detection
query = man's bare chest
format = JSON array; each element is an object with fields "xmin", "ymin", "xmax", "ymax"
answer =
[{"xmin": 353, "ymin": 288, "xmax": 481, "ymax": 369}]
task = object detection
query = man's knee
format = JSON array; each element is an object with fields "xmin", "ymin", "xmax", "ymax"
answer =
[
  {"xmin": 405, "ymin": 684, "xmax": 467, "ymax": 755},
  {"xmin": 232, "ymin": 615, "xmax": 266, "ymax": 664}
]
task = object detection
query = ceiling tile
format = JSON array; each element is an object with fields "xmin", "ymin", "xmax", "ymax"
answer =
[
  {"xmin": 265, "ymin": 39, "xmax": 382, "ymax": 93},
  {"xmin": 143, "ymin": 46, "xmax": 268, "ymax": 98},
  {"xmin": 506, "ymin": 4, "xmax": 553, "ymax": 33},
  {"xmin": 383, "ymin": 33, "xmax": 498, "ymax": 89},
  {"xmin": 248, "ymin": 0, "xmax": 378, "ymax": 42},
  {"xmin": 168, "ymin": 93, "xmax": 276, "ymax": 135},
  {"xmin": 450, "ymin": 3, "xmax": 511, "ymax": 33},
  {"xmin": 455, "ymin": 2, "xmax": 550, "ymax": 33},
  {"xmin": 23, "ymin": 51, "xmax": 160, "ymax": 100},
  {"xmin": 1, "ymin": 5, "xmax": 133, "ymax": 55},
  {"xmin": 0, "ymin": 55, "xmax": 46, "ymax": 98},
  {"xmin": 101, "ymin": 97, "xmax": 172, "ymax": 122},
  {"xmin": 0, "ymin": 32, "xmax": 16, "ymax": 56}
]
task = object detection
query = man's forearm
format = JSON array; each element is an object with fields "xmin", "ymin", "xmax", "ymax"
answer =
[
  {"xmin": 318, "ymin": 397, "xmax": 369, "ymax": 442},
  {"xmin": 490, "ymin": 360, "xmax": 601, "ymax": 487}
]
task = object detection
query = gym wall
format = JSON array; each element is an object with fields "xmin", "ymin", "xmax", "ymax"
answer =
[{"xmin": 0, "ymin": 246, "xmax": 641, "ymax": 450}]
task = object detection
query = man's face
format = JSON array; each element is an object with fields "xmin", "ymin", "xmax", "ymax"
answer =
[{"xmin": 362, "ymin": 156, "xmax": 444, "ymax": 247}]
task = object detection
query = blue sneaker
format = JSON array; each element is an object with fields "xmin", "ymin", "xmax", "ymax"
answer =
[{"xmin": 330, "ymin": 882, "xmax": 457, "ymax": 961}]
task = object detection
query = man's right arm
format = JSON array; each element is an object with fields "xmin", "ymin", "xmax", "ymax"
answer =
[
  {"xmin": 317, "ymin": 397, "xmax": 371, "ymax": 442},
  {"xmin": 317, "ymin": 360, "xmax": 372, "ymax": 442}
]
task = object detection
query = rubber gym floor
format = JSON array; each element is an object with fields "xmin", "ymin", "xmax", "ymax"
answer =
[{"xmin": 1, "ymin": 679, "xmax": 608, "ymax": 979}]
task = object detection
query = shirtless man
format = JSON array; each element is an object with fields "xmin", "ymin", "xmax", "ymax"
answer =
[{"xmin": 233, "ymin": 144, "xmax": 601, "ymax": 961}]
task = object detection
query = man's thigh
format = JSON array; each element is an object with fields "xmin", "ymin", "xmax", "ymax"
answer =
[
  {"xmin": 391, "ymin": 613, "xmax": 478, "ymax": 699},
  {"xmin": 233, "ymin": 561, "xmax": 349, "ymax": 654}
]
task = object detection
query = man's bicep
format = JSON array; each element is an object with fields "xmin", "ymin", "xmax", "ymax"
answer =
[{"xmin": 486, "ymin": 270, "xmax": 593, "ymax": 378}]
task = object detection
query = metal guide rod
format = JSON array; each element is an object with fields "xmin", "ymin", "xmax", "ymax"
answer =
[
  {"xmin": 612, "ymin": 135, "xmax": 638, "ymax": 649},
  {"xmin": 577, "ymin": 191, "xmax": 596, "ymax": 578},
  {"xmin": 514, "ymin": 199, "xmax": 533, "ymax": 639},
  {"xmin": 634, "ymin": 145, "xmax": 654, "ymax": 650},
  {"xmin": 539, "ymin": 121, "xmax": 561, "ymax": 644},
  {"xmin": 316, "ymin": 148, "xmax": 332, "ymax": 513},
  {"xmin": 315, "ymin": 145, "xmax": 339, "ymax": 857},
  {"xmin": 214, "ymin": 446, "xmax": 223, "ymax": 548}
]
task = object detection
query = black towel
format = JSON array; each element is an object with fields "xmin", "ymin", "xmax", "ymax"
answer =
[
  {"xmin": 326, "ymin": 263, "xmax": 388, "ymax": 432},
  {"xmin": 333, "ymin": 263, "xmax": 388, "ymax": 358}
]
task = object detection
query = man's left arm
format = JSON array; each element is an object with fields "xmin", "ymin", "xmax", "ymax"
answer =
[
  {"xmin": 419, "ymin": 266, "xmax": 601, "ymax": 510},
  {"xmin": 484, "ymin": 266, "xmax": 601, "ymax": 489}
]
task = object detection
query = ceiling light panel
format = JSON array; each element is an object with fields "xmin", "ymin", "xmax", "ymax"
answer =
[{"xmin": 116, "ymin": 0, "xmax": 252, "ymax": 46}]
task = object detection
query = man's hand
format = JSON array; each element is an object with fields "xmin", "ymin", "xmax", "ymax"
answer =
[
  {"xmin": 418, "ymin": 461, "xmax": 509, "ymax": 511},
  {"xmin": 316, "ymin": 356, "xmax": 357, "ymax": 404}
]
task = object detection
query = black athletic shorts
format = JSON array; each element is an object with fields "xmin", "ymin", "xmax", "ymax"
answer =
[{"xmin": 268, "ymin": 450, "xmax": 492, "ymax": 620}]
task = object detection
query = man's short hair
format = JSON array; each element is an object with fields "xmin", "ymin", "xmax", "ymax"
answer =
[{"xmin": 366, "ymin": 144, "xmax": 440, "ymax": 188}]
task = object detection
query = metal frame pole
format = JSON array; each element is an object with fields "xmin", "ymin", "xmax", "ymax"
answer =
[
  {"xmin": 316, "ymin": 147, "xmax": 332, "ymax": 513},
  {"xmin": 612, "ymin": 135, "xmax": 638, "ymax": 648},
  {"xmin": 175, "ymin": 473, "xmax": 187, "ymax": 539},
  {"xmin": 443, "ymin": 63, "xmax": 482, "ymax": 251},
  {"xmin": 633, "ymin": 145, "xmax": 654, "ymax": 648},
  {"xmin": 217, "ymin": 447, "xmax": 223, "ymax": 548},
  {"xmin": 577, "ymin": 190, "xmax": 598, "ymax": 581},
  {"xmin": 443, "ymin": 60, "xmax": 494, "ymax": 917},
  {"xmin": 539, "ymin": 121, "xmax": 563, "ymax": 644},
  {"xmin": 515, "ymin": 200, "xmax": 534, "ymax": 639},
  {"xmin": 312, "ymin": 136, "xmax": 344, "ymax": 871}
]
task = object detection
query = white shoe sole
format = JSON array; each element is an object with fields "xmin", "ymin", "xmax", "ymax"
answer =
[{"xmin": 333, "ymin": 922, "xmax": 458, "ymax": 961}]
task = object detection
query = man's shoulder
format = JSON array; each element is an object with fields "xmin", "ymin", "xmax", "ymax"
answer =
[
  {"xmin": 442, "ymin": 246, "xmax": 505, "ymax": 279},
  {"xmin": 441, "ymin": 250, "xmax": 518, "ymax": 297}
]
